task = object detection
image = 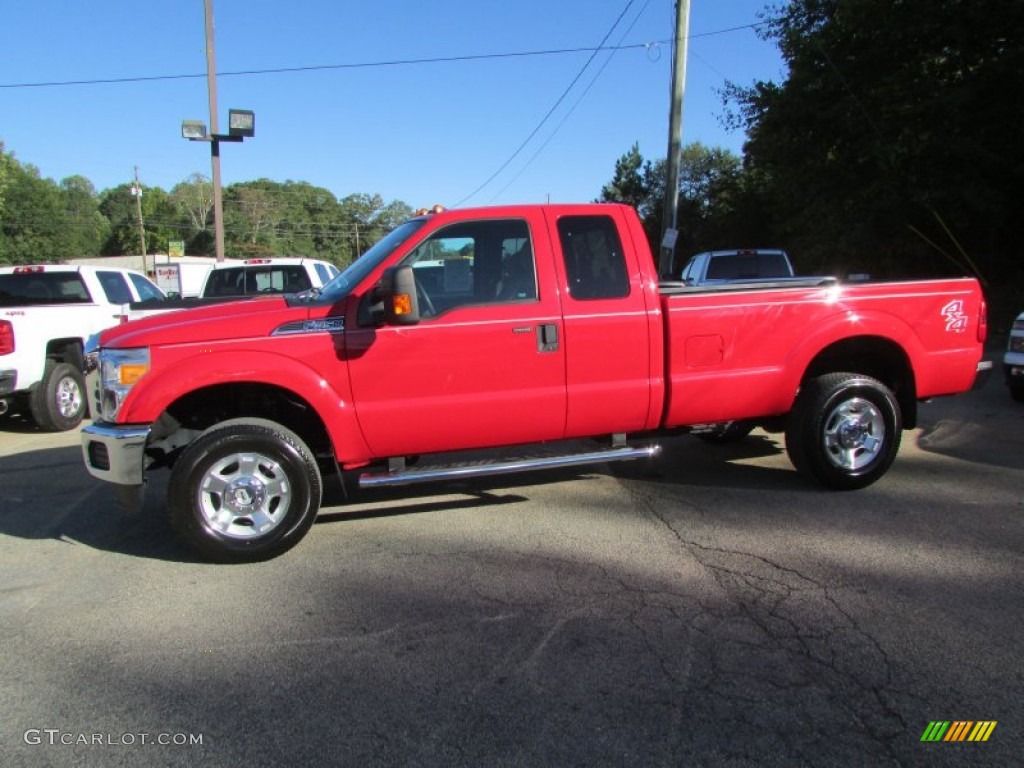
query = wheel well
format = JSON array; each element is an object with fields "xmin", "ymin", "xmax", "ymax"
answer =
[
  {"xmin": 802, "ymin": 336, "xmax": 918, "ymax": 428},
  {"xmin": 45, "ymin": 339, "xmax": 84, "ymax": 372},
  {"xmin": 155, "ymin": 382, "xmax": 335, "ymax": 468}
]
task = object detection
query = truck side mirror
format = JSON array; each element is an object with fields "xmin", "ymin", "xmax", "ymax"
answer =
[{"xmin": 378, "ymin": 265, "xmax": 421, "ymax": 326}]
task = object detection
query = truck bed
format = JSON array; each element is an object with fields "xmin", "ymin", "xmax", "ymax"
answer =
[{"xmin": 658, "ymin": 277, "xmax": 985, "ymax": 429}]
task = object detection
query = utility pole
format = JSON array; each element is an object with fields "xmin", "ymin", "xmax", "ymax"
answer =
[
  {"xmin": 659, "ymin": 0, "xmax": 691, "ymax": 278},
  {"xmin": 131, "ymin": 166, "xmax": 147, "ymax": 275},
  {"xmin": 204, "ymin": 0, "xmax": 226, "ymax": 262}
]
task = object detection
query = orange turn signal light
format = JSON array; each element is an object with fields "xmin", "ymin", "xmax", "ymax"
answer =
[
  {"xmin": 119, "ymin": 363, "xmax": 150, "ymax": 385},
  {"xmin": 392, "ymin": 293, "xmax": 413, "ymax": 316}
]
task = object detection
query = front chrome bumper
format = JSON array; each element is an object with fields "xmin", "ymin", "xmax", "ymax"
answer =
[{"xmin": 81, "ymin": 422, "xmax": 152, "ymax": 486}]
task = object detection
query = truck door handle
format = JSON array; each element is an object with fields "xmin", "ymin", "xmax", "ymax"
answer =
[{"xmin": 538, "ymin": 323, "xmax": 559, "ymax": 352}]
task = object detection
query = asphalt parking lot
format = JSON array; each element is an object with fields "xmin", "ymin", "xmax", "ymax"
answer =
[{"xmin": 0, "ymin": 369, "xmax": 1021, "ymax": 767}]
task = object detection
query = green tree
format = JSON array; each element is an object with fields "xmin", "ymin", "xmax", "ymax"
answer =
[
  {"xmin": 219, "ymin": 180, "xmax": 412, "ymax": 264},
  {"xmin": 599, "ymin": 142, "xmax": 658, "ymax": 215},
  {"xmin": 98, "ymin": 184, "xmax": 143, "ymax": 255},
  {"xmin": 235, "ymin": 185, "xmax": 279, "ymax": 249},
  {"xmin": 139, "ymin": 185, "xmax": 180, "ymax": 255},
  {"xmin": 338, "ymin": 193, "xmax": 414, "ymax": 265},
  {"xmin": 599, "ymin": 142, "xmax": 750, "ymax": 270},
  {"xmin": 0, "ymin": 142, "xmax": 11, "ymax": 229},
  {"xmin": 223, "ymin": 179, "xmax": 303, "ymax": 257},
  {"xmin": 598, "ymin": 143, "xmax": 664, "ymax": 253},
  {"xmin": 60, "ymin": 175, "xmax": 109, "ymax": 256},
  {"xmin": 725, "ymin": 0, "xmax": 1024, "ymax": 290},
  {"xmin": 169, "ymin": 173, "xmax": 214, "ymax": 250},
  {"xmin": 0, "ymin": 157, "xmax": 75, "ymax": 264},
  {"xmin": 0, "ymin": 140, "xmax": 414, "ymax": 265}
]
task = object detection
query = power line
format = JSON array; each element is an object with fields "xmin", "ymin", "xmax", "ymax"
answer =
[
  {"xmin": 0, "ymin": 24, "xmax": 764, "ymax": 90},
  {"xmin": 489, "ymin": 0, "xmax": 654, "ymax": 202},
  {"xmin": 454, "ymin": 0, "xmax": 642, "ymax": 207},
  {"xmin": 1, "ymin": 43, "xmax": 655, "ymax": 90}
]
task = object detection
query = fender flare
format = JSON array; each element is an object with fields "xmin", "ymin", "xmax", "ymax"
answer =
[
  {"xmin": 781, "ymin": 308, "xmax": 922, "ymax": 406},
  {"xmin": 119, "ymin": 349, "xmax": 371, "ymax": 462}
]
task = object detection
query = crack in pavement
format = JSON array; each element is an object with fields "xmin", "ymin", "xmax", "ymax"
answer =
[{"xmin": 624, "ymin": 483, "xmax": 941, "ymax": 766}]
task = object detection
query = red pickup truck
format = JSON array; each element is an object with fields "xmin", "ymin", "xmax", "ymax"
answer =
[{"xmin": 81, "ymin": 204, "xmax": 989, "ymax": 562}]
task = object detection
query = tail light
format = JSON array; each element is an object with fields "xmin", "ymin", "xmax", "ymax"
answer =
[
  {"xmin": 977, "ymin": 298, "xmax": 988, "ymax": 343},
  {"xmin": 0, "ymin": 320, "xmax": 14, "ymax": 355}
]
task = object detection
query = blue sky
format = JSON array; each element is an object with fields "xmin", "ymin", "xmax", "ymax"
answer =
[{"xmin": 1, "ymin": 1, "xmax": 786, "ymax": 209}]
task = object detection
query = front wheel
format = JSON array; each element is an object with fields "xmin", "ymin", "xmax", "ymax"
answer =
[
  {"xmin": 785, "ymin": 373, "xmax": 902, "ymax": 490},
  {"xmin": 168, "ymin": 418, "xmax": 322, "ymax": 563}
]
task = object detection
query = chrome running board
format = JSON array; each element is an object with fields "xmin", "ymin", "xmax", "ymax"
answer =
[{"xmin": 358, "ymin": 444, "xmax": 660, "ymax": 489}]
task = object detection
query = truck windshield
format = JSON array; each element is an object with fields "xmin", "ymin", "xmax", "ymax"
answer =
[{"xmin": 312, "ymin": 218, "xmax": 427, "ymax": 303}]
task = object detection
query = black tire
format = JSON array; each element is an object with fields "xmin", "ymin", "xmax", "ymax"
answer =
[
  {"xmin": 1010, "ymin": 381, "xmax": 1024, "ymax": 403},
  {"xmin": 29, "ymin": 361, "xmax": 87, "ymax": 432},
  {"xmin": 785, "ymin": 373, "xmax": 902, "ymax": 490},
  {"xmin": 697, "ymin": 420, "xmax": 755, "ymax": 444},
  {"xmin": 168, "ymin": 418, "xmax": 322, "ymax": 563}
]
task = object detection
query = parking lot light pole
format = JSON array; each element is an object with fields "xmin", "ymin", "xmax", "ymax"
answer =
[
  {"xmin": 180, "ymin": 0, "xmax": 254, "ymax": 262},
  {"xmin": 181, "ymin": 113, "xmax": 254, "ymax": 262}
]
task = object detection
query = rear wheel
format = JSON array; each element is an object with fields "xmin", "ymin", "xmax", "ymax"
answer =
[
  {"xmin": 1010, "ymin": 380, "xmax": 1024, "ymax": 403},
  {"xmin": 30, "ymin": 361, "xmax": 87, "ymax": 431},
  {"xmin": 168, "ymin": 418, "xmax": 322, "ymax": 562},
  {"xmin": 785, "ymin": 373, "xmax": 901, "ymax": 490}
]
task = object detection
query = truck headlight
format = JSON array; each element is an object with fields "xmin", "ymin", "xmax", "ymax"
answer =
[{"xmin": 95, "ymin": 348, "xmax": 151, "ymax": 421}]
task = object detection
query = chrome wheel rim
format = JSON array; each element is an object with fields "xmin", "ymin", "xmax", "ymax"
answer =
[
  {"xmin": 822, "ymin": 397, "xmax": 885, "ymax": 471},
  {"xmin": 197, "ymin": 452, "xmax": 292, "ymax": 539},
  {"xmin": 56, "ymin": 376, "xmax": 83, "ymax": 418}
]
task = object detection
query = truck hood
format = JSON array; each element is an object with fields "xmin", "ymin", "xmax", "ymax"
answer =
[{"xmin": 100, "ymin": 297, "xmax": 309, "ymax": 348}]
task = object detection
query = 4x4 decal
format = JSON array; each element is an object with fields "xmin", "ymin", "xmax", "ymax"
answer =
[{"xmin": 941, "ymin": 299, "xmax": 969, "ymax": 333}]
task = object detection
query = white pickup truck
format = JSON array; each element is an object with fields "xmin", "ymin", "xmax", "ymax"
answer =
[
  {"xmin": 0, "ymin": 264, "xmax": 165, "ymax": 430},
  {"xmin": 200, "ymin": 257, "xmax": 340, "ymax": 297},
  {"xmin": 122, "ymin": 257, "xmax": 341, "ymax": 322}
]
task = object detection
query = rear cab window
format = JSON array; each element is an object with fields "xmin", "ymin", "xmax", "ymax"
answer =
[
  {"xmin": 556, "ymin": 215, "xmax": 630, "ymax": 300},
  {"xmin": 0, "ymin": 271, "xmax": 92, "ymax": 306},
  {"xmin": 205, "ymin": 266, "xmax": 313, "ymax": 296},
  {"xmin": 705, "ymin": 251, "xmax": 791, "ymax": 281}
]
